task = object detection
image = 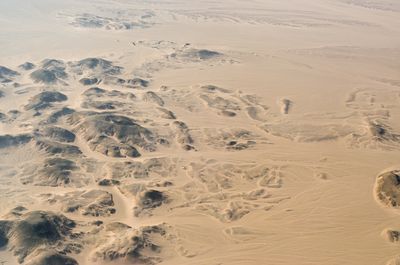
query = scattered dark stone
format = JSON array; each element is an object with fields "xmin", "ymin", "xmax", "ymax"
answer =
[
  {"xmin": 154, "ymin": 181, "xmax": 173, "ymax": 187},
  {"xmin": 227, "ymin": 143, "xmax": 249, "ymax": 150},
  {"xmin": 173, "ymin": 121, "xmax": 189, "ymax": 130},
  {"xmin": 220, "ymin": 110, "xmax": 236, "ymax": 117},
  {"xmin": 92, "ymin": 220, "xmax": 103, "ymax": 226},
  {"xmin": 183, "ymin": 144, "xmax": 195, "ymax": 151},
  {"xmin": 227, "ymin": 140, "xmax": 237, "ymax": 146},
  {"xmin": 114, "ymin": 78, "xmax": 126, "ymax": 84},
  {"xmin": 201, "ymin": 85, "xmax": 231, "ymax": 93},
  {"xmin": 157, "ymin": 138, "xmax": 169, "ymax": 145},
  {"xmin": 8, "ymin": 110, "xmax": 21, "ymax": 120}
]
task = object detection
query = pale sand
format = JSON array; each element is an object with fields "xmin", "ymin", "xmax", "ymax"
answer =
[{"xmin": 0, "ymin": 0, "xmax": 400, "ymax": 264}]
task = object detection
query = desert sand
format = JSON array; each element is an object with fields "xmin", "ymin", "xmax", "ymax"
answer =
[{"xmin": 0, "ymin": 0, "xmax": 400, "ymax": 264}]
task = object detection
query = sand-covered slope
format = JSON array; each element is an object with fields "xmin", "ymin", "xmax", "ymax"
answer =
[{"xmin": 0, "ymin": 0, "xmax": 400, "ymax": 264}]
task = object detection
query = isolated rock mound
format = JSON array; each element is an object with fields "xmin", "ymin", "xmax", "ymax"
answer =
[
  {"xmin": 46, "ymin": 107, "xmax": 76, "ymax": 124},
  {"xmin": 88, "ymin": 135, "xmax": 141, "ymax": 157},
  {"xmin": 127, "ymin": 78, "xmax": 149, "ymax": 88},
  {"xmin": 98, "ymin": 179, "xmax": 120, "ymax": 186},
  {"xmin": 158, "ymin": 108, "xmax": 176, "ymax": 120},
  {"xmin": 347, "ymin": 119, "xmax": 400, "ymax": 150},
  {"xmin": 69, "ymin": 112, "xmax": 158, "ymax": 157},
  {"xmin": 41, "ymin": 59, "xmax": 66, "ymax": 73},
  {"xmin": 0, "ymin": 65, "xmax": 19, "ymax": 83},
  {"xmin": 82, "ymin": 87, "xmax": 135, "ymax": 101},
  {"xmin": 143, "ymin": 91, "xmax": 165, "ymax": 106},
  {"xmin": 201, "ymin": 84, "xmax": 231, "ymax": 93},
  {"xmin": 26, "ymin": 251, "xmax": 78, "ymax": 265},
  {"xmin": 204, "ymin": 128, "xmax": 259, "ymax": 151},
  {"xmin": 70, "ymin": 58, "xmax": 122, "ymax": 76},
  {"xmin": 12, "ymin": 211, "xmax": 73, "ymax": 245},
  {"xmin": 140, "ymin": 190, "xmax": 166, "ymax": 208},
  {"xmin": 39, "ymin": 158, "xmax": 77, "ymax": 186},
  {"xmin": 0, "ymin": 221, "xmax": 10, "ymax": 247},
  {"xmin": 35, "ymin": 140, "xmax": 81, "ymax": 155},
  {"xmin": 30, "ymin": 59, "xmax": 67, "ymax": 84},
  {"xmin": 172, "ymin": 121, "xmax": 195, "ymax": 150},
  {"xmin": 82, "ymin": 87, "xmax": 107, "ymax": 97},
  {"xmin": 199, "ymin": 94, "xmax": 241, "ymax": 111},
  {"xmin": 108, "ymin": 158, "xmax": 176, "ymax": 180},
  {"xmin": 382, "ymin": 229, "xmax": 400, "ymax": 243},
  {"xmin": 0, "ymin": 134, "xmax": 32, "ymax": 148},
  {"xmin": 279, "ymin": 98, "xmax": 292, "ymax": 114},
  {"xmin": 134, "ymin": 189, "xmax": 167, "ymax": 216},
  {"xmin": 22, "ymin": 158, "xmax": 78, "ymax": 186},
  {"xmin": 92, "ymin": 222, "xmax": 166, "ymax": 264},
  {"xmin": 0, "ymin": 211, "xmax": 78, "ymax": 263},
  {"xmin": 19, "ymin": 62, "xmax": 36, "ymax": 71},
  {"xmin": 0, "ymin": 66, "xmax": 19, "ymax": 77},
  {"xmin": 368, "ymin": 120, "xmax": 400, "ymax": 142},
  {"xmin": 67, "ymin": 13, "xmax": 153, "ymax": 31},
  {"xmin": 174, "ymin": 48, "xmax": 222, "ymax": 61},
  {"xmin": 44, "ymin": 190, "xmax": 115, "ymax": 217},
  {"xmin": 38, "ymin": 126, "xmax": 76, "ymax": 143},
  {"xmin": 30, "ymin": 69, "xmax": 57, "ymax": 84},
  {"xmin": 375, "ymin": 170, "xmax": 400, "ymax": 208},
  {"xmin": 262, "ymin": 122, "xmax": 354, "ymax": 142},
  {"xmin": 81, "ymin": 100, "xmax": 123, "ymax": 110},
  {"xmin": 79, "ymin": 77, "xmax": 99, "ymax": 85},
  {"xmin": 25, "ymin": 91, "xmax": 68, "ymax": 111}
]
